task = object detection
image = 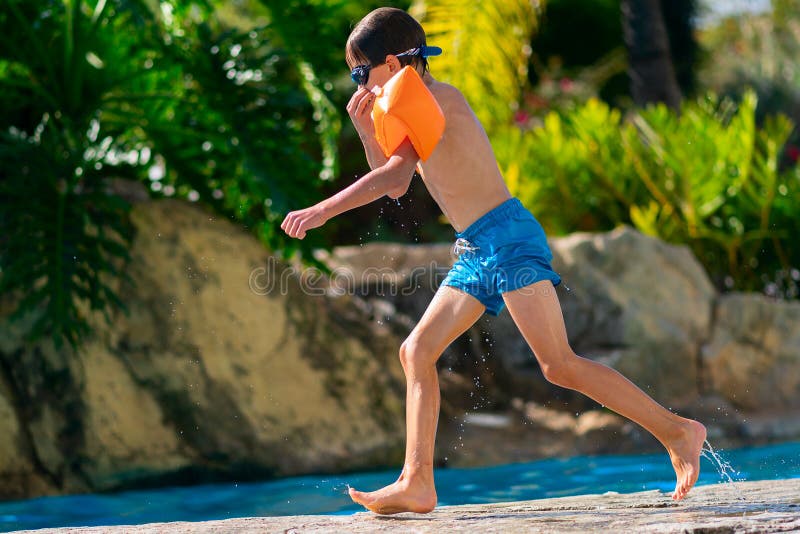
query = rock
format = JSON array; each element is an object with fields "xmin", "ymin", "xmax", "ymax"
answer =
[
  {"xmin": 314, "ymin": 242, "xmax": 454, "ymax": 334},
  {"xmin": 739, "ymin": 412, "xmax": 800, "ymax": 441},
  {"xmin": 422, "ymin": 226, "xmax": 719, "ymax": 414},
  {"xmin": 703, "ymin": 292, "xmax": 800, "ymax": 411},
  {"xmin": 79, "ymin": 343, "xmax": 193, "ymax": 489},
  {"xmin": 523, "ymin": 401, "xmax": 579, "ymax": 432},
  {"xmin": 15, "ymin": 478, "xmax": 800, "ymax": 533},
  {"xmin": 0, "ymin": 300, "xmax": 90, "ymax": 497},
  {"xmin": 87, "ymin": 200, "xmax": 407, "ymax": 484},
  {"xmin": 434, "ymin": 400, "xmax": 651, "ymax": 468},
  {"xmin": 0, "ymin": 199, "xmax": 407, "ymax": 497},
  {"xmin": 0, "ymin": 378, "xmax": 52, "ymax": 500},
  {"xmin": 575, "ymin": 409, "xmax": 626, "ymax": 436},
  {"xmin": 315, "ymin": 242, "xmax": 455, "ymax": 287}
]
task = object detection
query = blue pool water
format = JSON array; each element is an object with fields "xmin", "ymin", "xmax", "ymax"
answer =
[{"xmin": 1, "ymin": 441, "xmax": 798, "ymax": 532}]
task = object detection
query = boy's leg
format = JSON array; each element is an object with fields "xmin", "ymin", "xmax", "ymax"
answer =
[
  {"xmin": 349, "ymin": 285, "xmax": 486, "ymax": 514},
  {"xmin": 501, "ymin": 280, "xmax": 707, "ymax": 500}
]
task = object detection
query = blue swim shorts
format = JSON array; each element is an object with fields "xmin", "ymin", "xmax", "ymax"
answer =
[{"xmin": 440, "ymin": 197, "xmax": 561, "ymax": 316}]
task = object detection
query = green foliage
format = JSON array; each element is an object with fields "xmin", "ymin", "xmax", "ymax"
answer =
[
  {"xmin": 495, "ymin": 98, "xmax": 635, "ymax": 232},
  {"xmin": 697, "ymin": 1, "xmax": 800, "ymax": 160},
  {"xmin": 496, "ymin": 90, "xmax": 800, "ymax": 294},
  {"xmin": 409, "ymin": 0, "xmax": 541, "ymax": 132},
  {"xmin": 0, "ymin": 0, "xmax": 342, "ymax": 349},
  {"xmin": 0, "ymin": 0, "xmax": 151, "ymax": 349}
]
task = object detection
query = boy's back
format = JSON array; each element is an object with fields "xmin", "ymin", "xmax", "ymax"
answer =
[{"xmin": 417, "ymin": 76, "xmax": 513, "ymax": 233}]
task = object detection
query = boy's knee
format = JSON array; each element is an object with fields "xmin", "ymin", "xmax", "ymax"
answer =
[
  {"xmin": 540, "ymin": 350, "xmax": 581, "ymax": 388},
  {"xmin": 399, "ymin": 336, "xmax": 437, "ymax": 369}
]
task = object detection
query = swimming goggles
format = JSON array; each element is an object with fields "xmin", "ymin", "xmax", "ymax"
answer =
[{"xmin": 350, "ymin": 45, "xmax": 442, "ymax": 86}]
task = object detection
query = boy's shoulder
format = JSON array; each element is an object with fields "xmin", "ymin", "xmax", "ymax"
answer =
[{"xmin": 429, "ymin": 81, "xmax": 469, "ymax": 113}]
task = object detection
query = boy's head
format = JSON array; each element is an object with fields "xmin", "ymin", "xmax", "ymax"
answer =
[{"xmin": 346, "ymin": 7, "xmax": 439, "ymax": 88}]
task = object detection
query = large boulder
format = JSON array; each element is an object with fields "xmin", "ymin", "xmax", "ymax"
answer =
[
  {"xmin": 79, "ymin": 344, "xmax": 193, "ymax": 490},
  {"xmin": 0, "ymin": 308, "xmax": 90, "ymax": 498},
  {"xmin": 448, "ymin": 227, "xmax": 716, "ymax": 410},
  {"xmin": 0, "ymin": 377, "xmax": 52, "ymax": 500},
  {"xmin": 314, "ymin": 242, "xmax": 455, "ymax": 332},
  {"xmin": 703, "ymin": 293, "xmax": 800, "ymax": 411},
  {"xmin": 84, "ymin": 199, "xmax": 407, "ymax": 485},
  {"xmin": 0, "ymin": 199, "xmax": 407, "ymax": 498},
  {"xmin": 314, "ymin": 243, "xmax": 514, "ymax": 412}
]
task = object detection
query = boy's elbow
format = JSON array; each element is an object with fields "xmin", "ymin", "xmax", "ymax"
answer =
[
  {"xmin": 386, "ymin": 181, "xmax": 410, "ymax": 199},
  {"xmin": 385, "ymin": 160, "xmax": 414, "ymax": 198}
]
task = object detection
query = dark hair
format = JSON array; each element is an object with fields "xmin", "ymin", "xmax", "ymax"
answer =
[{"xmin": 346, "ymin": 8, "xmax": 430, "ymax": 75}]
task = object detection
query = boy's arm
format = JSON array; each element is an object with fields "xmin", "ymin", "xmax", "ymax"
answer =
[
  {"xmin": 281, "ymin": 138, "xmax": 418, "ymax": 239},
  {"xmin": 359, "ymin": 129, "xmax": 390, "ymax": 170},
  {"xmin": 347, "ymin": 87, "xmax": 389, "ymax": 170},
  {"xmin": 319, "ymin": 137, "xmax": 417, "ymax": 218}
]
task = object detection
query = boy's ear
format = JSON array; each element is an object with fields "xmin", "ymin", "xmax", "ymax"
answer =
[{"xmin": 385, "ymin": 55, "xmax": 402, "ymax": 74}]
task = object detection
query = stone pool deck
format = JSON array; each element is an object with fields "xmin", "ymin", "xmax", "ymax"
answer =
[{"xmin": 17, "ymin": 478, "xmax": 800, "ymax": 533}]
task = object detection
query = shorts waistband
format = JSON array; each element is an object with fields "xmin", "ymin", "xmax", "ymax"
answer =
[{"xmin": 455, "ymin": 197, "xmax": 523, "ymax": 241}]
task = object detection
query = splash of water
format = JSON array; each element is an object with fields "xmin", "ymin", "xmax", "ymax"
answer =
[
  {"xmin": 701, "ymin": 439, "xmax": 748, "ymax": 503},
  {"xmin": 701, "ymin": 440, "xmax": 742, "ymax": 484}
]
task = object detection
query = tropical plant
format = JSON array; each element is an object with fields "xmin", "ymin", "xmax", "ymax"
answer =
[
  {"xmin": 696, "ymin": 0, "xmax": 800, "ymax": 166},
  {"xmin": 627, "ymin": 92, "xmax": 798, "ymax": 292},
  {"xmin": 498, "ymin": 90, "xmax": 799, "ymax": 295},
  {"xmin": 0, "ymin": 0, "xmax": 341, "ymax": 349},
  {"xmin": 496, "ymin": 98, "xmax": 636, "ymax": 233}
]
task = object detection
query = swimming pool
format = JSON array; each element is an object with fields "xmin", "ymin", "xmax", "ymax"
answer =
[{"xmin": 1, "ymin": 440, "xmax": 798, "ymax": 532}]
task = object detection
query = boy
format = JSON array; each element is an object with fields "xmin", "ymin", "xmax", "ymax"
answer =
[{"xmin": 280, "ymin": 7, "xmax": 706, "ymax": 515}]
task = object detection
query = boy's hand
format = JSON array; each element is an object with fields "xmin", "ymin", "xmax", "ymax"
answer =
[
  {"xmin": 280, "ymin": 205, "xmax": 328, "ymax": 239},
  {"xmin": 346, "ymin": 86, "xmax": 377, "ymax": 137}
]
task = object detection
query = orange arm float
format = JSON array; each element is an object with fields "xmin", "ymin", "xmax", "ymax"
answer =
[{"xmin": 371, "ymin": 66, "xmax": 446, "ymax": 162}]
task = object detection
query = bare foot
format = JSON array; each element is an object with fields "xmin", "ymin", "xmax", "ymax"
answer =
[
  {"xmin": 348, "ymin": 476, "xmax": 437, "ymax": 515},
  {"xmin": 666, "ymin": 419, "xmax": 707, "ymax": 500}
]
